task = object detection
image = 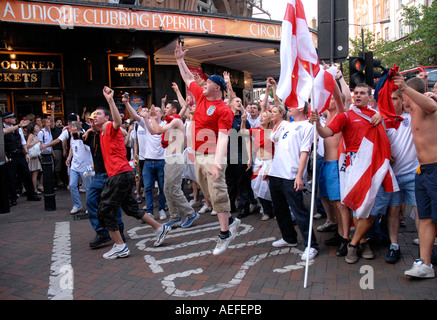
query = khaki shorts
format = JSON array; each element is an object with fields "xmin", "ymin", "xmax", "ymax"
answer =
[{"xmin": 194, "ymin": 153, "xmax": 230, "ymax": 213}]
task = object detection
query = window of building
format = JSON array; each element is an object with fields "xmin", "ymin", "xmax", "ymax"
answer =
[
  {"xmin": 399, "ymin": 19, "xmax": 404, "ymax": 37},
  {"xmin": 197, "ymin": 0, "xmax": 217, "ymax": 14},
  {"xmin": 384, "ymin": 0, "xmax": 390, "ymax": 18}
]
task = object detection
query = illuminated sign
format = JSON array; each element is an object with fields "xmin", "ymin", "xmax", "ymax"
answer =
[
  {"xmin": 108, "ymin": 54, "xmax": 151, "ymax": 88},
  {"xmin": 0, "ymin": 52, "xmax": 63, "ymax": 89}
]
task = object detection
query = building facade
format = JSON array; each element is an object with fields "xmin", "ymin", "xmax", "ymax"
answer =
[
  {"xmin": 0, "ymin": 0, "xmax": 290, "ymax": 120},
  {"xmin": 349, "ymin": 0, "xmax": 435, "ymax": 44}
]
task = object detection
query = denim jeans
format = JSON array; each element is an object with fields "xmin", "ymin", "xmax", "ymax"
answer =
[
  {"xmin": 142, "ymin": 159, "xmax": 166, "ymax": 214},
  {"xmin": 69, "ymin": 169, "xmax": 91, "ymax": 208},
  {"xmin": 269, "ymin": 176, "xmax": 318, "ymax": 248},
  {"xmin": 86, "ymin": 173, "xmax": 123, "ymax": 235}
]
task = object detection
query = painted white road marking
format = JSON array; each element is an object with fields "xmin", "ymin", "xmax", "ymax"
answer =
[
  {"xmin": 161, "ymin": 247, "xmax": 313, "ymax": 298},
  {"xmin": 48, "ymin": 221, "xmax": 73, "ymax": 300},
  {"xmin": 129, "ymin": 221, "xmax": 314, "ymax": 297}
]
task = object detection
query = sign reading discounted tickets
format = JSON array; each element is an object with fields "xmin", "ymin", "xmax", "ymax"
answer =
[{"xmin": 0, "ymin": 0, "xmax": 282, "ymax": 41}]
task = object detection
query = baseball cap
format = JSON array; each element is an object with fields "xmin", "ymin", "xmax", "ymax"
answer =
[
  {"xmin": 259, "ymin": 94, "xmax": 273, "ymax": 104},
  {"xmin": 88, "ymin": 111, "xmax": 95, "ymax": 119},
  {"xmin": 203, "ymin": 74, "xmax": 227, "ymax": 92}
]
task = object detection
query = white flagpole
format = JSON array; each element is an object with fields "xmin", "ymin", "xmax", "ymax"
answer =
[{"xmin": 304, "ymin": 62, "xmax": 317, "ymax": 289}]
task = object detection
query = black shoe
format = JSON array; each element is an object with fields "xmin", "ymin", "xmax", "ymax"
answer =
[
  {"xmin": 10, "ymin": 199, "xmax": 17, "ymax": 207},
  {"xmin": 89, "ymin": 232, "xmax": 112, "ymax": 248},
  {"xmin": 385, "ymin": 247, "xmax": 401, "ymax": 264},
  {"xmin": 237, "ymin": 208, "xmax": 250, "ymax": 219},
  {"xmin": 27, "ymin": 195, "xmax": 41, "ymax": 201},
  {"xmin": 336, "ymin": 238, "xmax": 349, "ymax": 257}
]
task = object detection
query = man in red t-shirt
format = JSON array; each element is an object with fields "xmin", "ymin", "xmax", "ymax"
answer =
[
  {"xmin": 91, "ymin": 86, "xmax": 170, "ymax": 260},
  {"xmin": 174, "ymin": 41, "xmax": 240, "ymax": 255},
  {"xmin": 311, "ymin": 83, "xmax": 384, "ymax": 264}
]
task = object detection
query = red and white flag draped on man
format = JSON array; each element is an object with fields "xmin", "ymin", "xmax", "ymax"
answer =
[
  {"xmin": 276, "ymin": 0, "xmax": 320, "ymax": 109},
  {"xmin": 339, "ymin": 106, "xmax": 399, "ymax": 219}
]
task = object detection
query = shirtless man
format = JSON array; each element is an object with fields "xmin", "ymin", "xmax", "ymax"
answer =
[
  {"xmin": 394, "ymin": 75, "xmax": 437, "ymax": 278},
  {"xmin": 149, "ymin": 102, "xmax": 199, "ymax": 228}
]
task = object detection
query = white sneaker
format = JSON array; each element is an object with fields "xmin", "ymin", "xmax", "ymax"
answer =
[
  {"xmin": 317, "ymin": 221, "xmax": 337, "ymax": 232},
  {"xmin": 198, "ymin": 203, "xmax": 212, "ymax": 214},
  {"xmin": 301, "ymin": 247, "xmax": 318, "ymax": 260},
  {"xmin": 70, "ymin": 205, "xmax": 82, "ymax": 214},
  {"xmin": 413, "ymin": 238, "xmax": 437, "ymax": 245},
  {"xmin": 250, "ymin": 203, "xmax": 260, "ymax": 213},
  {"xmin": 211, "ymin": 210, "xmax": 217, "ymax": 216},
  {"xmin": 103, "ymin": 244, "xmax": 130, "ymax": 260},
  {"xmin": 159, "ymin": 209, "xmax": 167, "ymax": 220},
  {"xmin": 188, "ymin": 199, "xmax": 202, "ymax": 207},
  {"xmin": 154, "ymin": 225, "xmax": 170, "ymax": 247},
  {"xmin": 229, "ymin": 217, "xmax": 241, "ymax": 239},
  {"xmin": 213, "ymin": 233, "xmax": 233, "ymax": 255},
  {"xmin": 405, "ymin": 259, "xmax": 435, "ymax": 278},
  {"xmin": 272, "ymin": 238, "xmax": 298, "ymax": 248}
]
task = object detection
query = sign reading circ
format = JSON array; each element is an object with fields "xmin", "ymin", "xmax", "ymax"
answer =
[{"xmin": 1, "ymin": 0, "xmax": 282, "ymax": 41}]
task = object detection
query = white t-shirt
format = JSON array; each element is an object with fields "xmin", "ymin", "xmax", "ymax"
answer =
[
  {"xmin": 58, "ymin": 129, "xmax": 92, "ymax": 172},
  {"xmin": 130, "ymin": 123, "xmax": 147, "ymax": 160},
  {"xmin": 38, "ymin": 128, "xmax": 53, "ymax": 152},
  {"xmin": 269, "ymin": 120, "xmax": 314, "ymax": 180},
  {"xmin": 385, "ymin": 112, "xmax": 419, "ymax": 176},
  {"xmin": 138, "ymin": 117, "xmax": 165, "ymax": 160},
  {"xmin": 245, "ymin": 111, "xmax": 261, "ymax": 129}
]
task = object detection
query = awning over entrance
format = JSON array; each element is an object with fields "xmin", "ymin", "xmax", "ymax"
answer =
[{"xmin": 154, "ymin": 36, "xmax": 280, "ymax": 83}]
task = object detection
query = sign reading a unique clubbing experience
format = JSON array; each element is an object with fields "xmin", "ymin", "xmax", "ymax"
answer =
[
  {"xmin": 108, "ymin": 54, "xmax": 151, "ymax": 89},
  {"xmin": 0, "ymin": 1, "xmax": 282, "ymax": 41},
  {"xmin": 0, "ymin": 52, "xmax": 63, "ymax": 89}
]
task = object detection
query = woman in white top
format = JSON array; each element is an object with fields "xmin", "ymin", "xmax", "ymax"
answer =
[{"xmin": 268, "ymin": 104, "xmax": 319, "ymax": 260}]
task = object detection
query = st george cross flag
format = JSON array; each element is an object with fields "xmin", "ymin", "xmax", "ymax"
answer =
[
  {"xmin": 374, "ymin": 64, "xmax": 404, "ymax": 130},
  {"xmin": 312, "ymin": 65, "xmax": 338, "ymax": 113},
  {"xmin": 276, "ymin": 0, "xmax": 319, "ymax": 109},
  {"xmin": 340, "ymin": 106, "xmax": 399, "ymax": 219}
]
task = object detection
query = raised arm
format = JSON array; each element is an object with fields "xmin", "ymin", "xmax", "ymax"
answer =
[
  {"xmin": 268, "ymin": 77, "xmax": 281, "ymax": 106},
  {"xmin": 3, "ymin": 119, "xmax": 29, "ymax": 134},
  {"xmin": 310, "ymin": 109, "xmax": 334, "ymax": 138},
  {"xmin": 223, "ymin": 71, "xmax": 236, "ymax": 101},
  {"xmin": 123, "ymin": 93, "xmax": 141, "ymax": 123},
  {"xmin": 171, "ymin": 82, "xmax": 188, "ymax": 117},
  {"xmin": 337, "ymin": 71, "xmax": 352, "ymax": 109},
  {"xmin": 260, "ymin": 79, "xmax": 273, "ymax": 114},
  {"xmin": 50, "ymin": 103, "xmax": 55, "ymax": 129},
  {"xmin": 240, "ymin": 112, "xmax": 250, "ymax": 136},
  {"xmin": 332, "ymin": 80, "xmax": 345, "ymax": 114},
  {"xmin": 103, "ymin": 86, "xmax": 122, "ymax": 130},
  {"xmin": 394, "ymin": 74, "xmax": 437, "ymax": 115},
  {"xmin": 174, "ymin": 41, "xmax": 194, "ymax": 88}
]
